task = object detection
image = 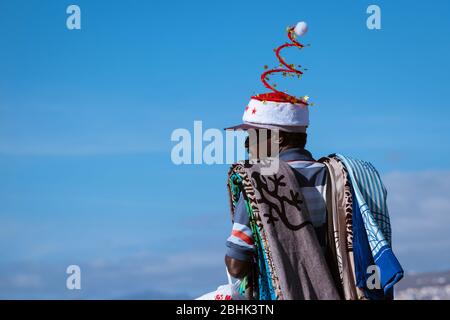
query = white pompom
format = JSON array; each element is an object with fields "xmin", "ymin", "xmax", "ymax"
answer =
[{"xmin": 294, "ymin": 21, "xmax": 308, "ymax": 36}]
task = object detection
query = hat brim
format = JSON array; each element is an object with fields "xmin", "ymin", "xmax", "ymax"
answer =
[
  {"xmin": 224, "ymin": 122, "xmax": 307, "ymax": 133},
  {"xmin": 224, "ymin": 123, "xmax": 271, "ymax": 131}
]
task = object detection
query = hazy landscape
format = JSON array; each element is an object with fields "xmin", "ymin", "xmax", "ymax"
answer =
[
  {"xmin": 116, "ymin": 270, "xmax": 450, "ymax": 300},
  {"xmin": 395, "ymin": 270, "xmax": 450, "ymax": 300}
]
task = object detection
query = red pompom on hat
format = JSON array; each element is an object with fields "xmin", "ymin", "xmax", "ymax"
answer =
[{"xmin": 226, "ymin": 21, "xmax": 311, "ymax": 133}]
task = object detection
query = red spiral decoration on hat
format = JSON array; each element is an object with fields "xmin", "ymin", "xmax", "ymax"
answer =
[{"xmin": 259, "ymin": 23, "xmax": 308, "ymax": 105}]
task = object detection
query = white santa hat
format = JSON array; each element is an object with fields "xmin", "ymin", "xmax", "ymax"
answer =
[{"xmin": 226, "ymin": 22, "xmax": 310, "ymax": 133}]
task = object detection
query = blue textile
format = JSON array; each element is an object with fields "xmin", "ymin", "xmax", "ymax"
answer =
[
  {"xmin": 352, "ymin": 189, "xmax": 385, "ymax": 299},
  {"xmin": 335, "ymin": 154, "xmax": 403, "ymax": 296}
]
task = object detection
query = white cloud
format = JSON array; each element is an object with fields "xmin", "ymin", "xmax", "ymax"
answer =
[
  {"xmin": 9, "ymin": 274, "xmax": 44, "ymax": 289},
  {"xmin": 383, "ymin": 170, "xmax": 450, "ymax": 272}
]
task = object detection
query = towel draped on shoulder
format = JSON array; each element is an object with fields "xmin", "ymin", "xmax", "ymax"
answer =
[{"xmin": 227, "ymin": 159, "xmax": 340, "ymax": 300}]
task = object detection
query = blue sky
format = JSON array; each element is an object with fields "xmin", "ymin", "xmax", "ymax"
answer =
[{"xmin": 0, "ymin": 0, "xmax": 449, "ymax": 298}]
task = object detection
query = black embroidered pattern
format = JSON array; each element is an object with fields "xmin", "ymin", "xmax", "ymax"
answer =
[{"xmin": 251, "ymin": 171, "xmax": 309, "ymax": 231}]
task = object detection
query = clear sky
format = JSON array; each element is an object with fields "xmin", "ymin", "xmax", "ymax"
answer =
[{"xmin": 0, "ymin": 0, "xmax": 449, "ymax": 298}]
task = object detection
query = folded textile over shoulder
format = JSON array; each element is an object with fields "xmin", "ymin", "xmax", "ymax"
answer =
[
  {"xmin": 227, "ymin": 159, "xmax": 340, "ymax": 300},
  {"xmin": 324, "ymin": 154, "xmax": 404, "ymax": 298},
  {"xmin": 226, "ymin": 155, "xmax": 403, "ymax": 300}
]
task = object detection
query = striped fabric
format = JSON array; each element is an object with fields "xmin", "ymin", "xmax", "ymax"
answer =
[
  {"xmin": 229, "ymin": 223, "xmax": 254, "ymax": 249},
  {"xmin": 335, "ymin": 154, "xmax": 403, "ymax": 293},
  {"xmin": 288, "ymin": 161, "xmax": 327, "ymax": 227},
  {"xmin": 226, "ymin": 195, "xmax": 256, "ymax": 261},
  {"xmin": 335, "ymin": 154, "xmax": 391, "ymax": 255}
]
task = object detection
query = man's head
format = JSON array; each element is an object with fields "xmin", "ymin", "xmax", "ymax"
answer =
[
  {"xmin": 225, "ymin": 21, "xmax": 312, "ymax": 162},
  {"xmin": 245, "ymin": 129, "xmax": 307, "ymax": 159}
]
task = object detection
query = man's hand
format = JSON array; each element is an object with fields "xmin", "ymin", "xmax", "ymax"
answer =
[{"xmin": 225, "ymin": 255, "xmax": 251, "ymax": 279}]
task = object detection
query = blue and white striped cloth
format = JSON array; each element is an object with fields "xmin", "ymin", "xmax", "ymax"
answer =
[{"xmin": 335, "ymin": 154, "xmax": 403, "ymax": 295}]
